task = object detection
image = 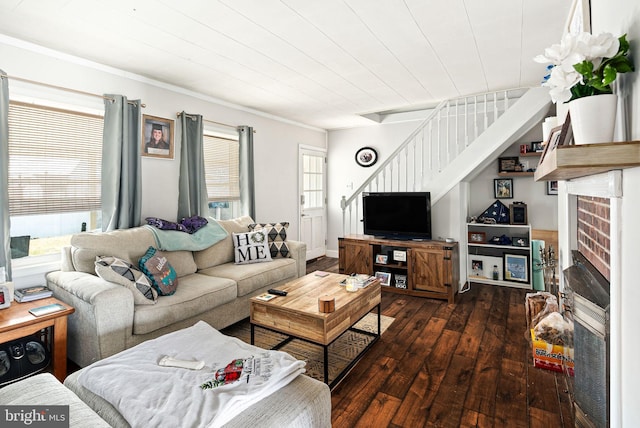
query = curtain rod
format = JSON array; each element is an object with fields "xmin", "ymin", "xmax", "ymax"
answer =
[
  {"xmin": 177, "ymin": 112, "xmax": 256, "ymax": 133},
  {"xmin": 0, "ymin": 73, "xmax": 145, "ymax": 107}
]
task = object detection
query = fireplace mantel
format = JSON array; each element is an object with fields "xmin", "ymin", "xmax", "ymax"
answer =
[{"xmin": 534, "ymin": 141, "xmax": 640, "ymax": 181}]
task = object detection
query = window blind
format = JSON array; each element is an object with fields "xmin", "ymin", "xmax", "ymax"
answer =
[
  {"xmin": 203, "ymin": 134, "xmax": 240, "ymax": 202},
  {"xmin": 7, "ymin": 102, "xmax": 103, "ymax": 216}
]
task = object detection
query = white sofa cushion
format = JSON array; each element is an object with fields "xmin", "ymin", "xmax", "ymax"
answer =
[
  {"xmin": 132, "ymin": 273, "xmax": 236, "ymax": 335},
  {"xmin": 199, "ymin": 258, "xmax": 297, "ymax": 297}
]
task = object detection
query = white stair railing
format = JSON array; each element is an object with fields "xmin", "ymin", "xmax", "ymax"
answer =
[{"xmin": 341, "ymin": 87, "xmax": 530, "ymax": 236}]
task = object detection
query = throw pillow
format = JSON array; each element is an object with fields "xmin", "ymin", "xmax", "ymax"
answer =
[
  {"xmin": 248, "ymin": 222, "xmax": 291, "ymax": 258},
  {"xmin": 138, "ymin": 247, "xmax": 179, "ymax": 296},
  {"xmin": 232, "ymin": 229, "xmax": 273, "ymax": 265},
  {"xmin": 95, "ymin": 256, "xmax": 158, "ymax": 305}
]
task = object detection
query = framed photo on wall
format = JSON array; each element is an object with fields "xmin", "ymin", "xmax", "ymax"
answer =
[
  {"xmin": 142, "ymin": 115, "xmax": 174, "ymax": 159},
  {"xmin": 547, "ymin": 181, "xmax": 558, "ymax": 195},
  {"xmin": 494, "ymin": 178, "xmax": 513, "ymax": 199}
]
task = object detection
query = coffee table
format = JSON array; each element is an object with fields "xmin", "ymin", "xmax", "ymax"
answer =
[{"xmin": 250, "ymin": 272, "xmax": 381, "ymax": 389}]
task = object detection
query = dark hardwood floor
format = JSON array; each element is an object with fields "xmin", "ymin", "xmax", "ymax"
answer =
[{"xmin": 306, "ymin": 256, "xmax": 573, "ymax": 428}]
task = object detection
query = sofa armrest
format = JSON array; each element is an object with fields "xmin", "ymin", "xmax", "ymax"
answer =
[
  {"xmin": 46, "ymin": 271, "xmax": 135, "ymax": 367},
  {"xmin": 286, "ymin": 240, "xmax": 307, "ymax": 278}
]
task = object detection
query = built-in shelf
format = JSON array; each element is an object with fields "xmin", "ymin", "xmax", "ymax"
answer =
[
  {"xmin": 521, "ymin": 152, "xmax": 543, "ymax": 157},
  {"xmin": 534, "ymin": 141, "xmax": 640, "ymax": 181}
]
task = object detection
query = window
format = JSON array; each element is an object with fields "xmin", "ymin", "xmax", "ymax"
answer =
[
  {"xmin": 202, "ymin": 133, "xmax": 240, "ymax": 220},
  {"xmin": 7, "ymin": 102, "xmax": 103, "ymax": 258}
]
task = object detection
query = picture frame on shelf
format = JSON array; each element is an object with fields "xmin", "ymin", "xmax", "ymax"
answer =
[
  {"xmin": 539, "ymin": 125, "xmax": 562, "ymax": 165},
  {"xmin": 498, "ymin": 156, "xmax": 519, "ymax": 173},
  {"xmin": 470, "ymin": 259, "xmax": 484, "ymax": 277},
  {"xmin": 531, "ymin": 141, "xmax": 544, "ymax": 152},
  {"xmin": 509, "ymin": 203, "xmax": 528, "ymax": 225},
  {"xmin": 512, "ymin": 237, "xmax": 529, "ymax": 247},
  {"xmin": 374, "ymin": 271, "xmax": 391, "ymax": 286},
  {"xmin": 468, "ymin": 231, "xmax": 486, "ymax": 244},
  {"xmin": 504, "ymin": 254, "xmax": 529, "ymax": 283},
  {"xmin": 375, "ymin": 254, "xmax": 388, "ymax": 264},
  {"xmin": 494, "ymin": 178, "xmax": 513, "ymax": 199},
  {"xmin": 394, "ymin": 274, "xmax": 407, "ymax": 289},
  {"xmin": 141, "ymin": 115, "xmax": 174, "ymax": 159},
  {"xmin": 547, "ymin": 180, "xmax": 558, "ymax": 195}
]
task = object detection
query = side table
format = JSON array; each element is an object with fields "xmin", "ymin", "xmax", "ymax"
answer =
[{"xmin": 0, "ymin": 297, "xmax": 74, "ymax": 382}]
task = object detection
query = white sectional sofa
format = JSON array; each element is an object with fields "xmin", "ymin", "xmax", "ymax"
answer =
[{"xmin": 45, "ymin": 216, "xmax": 306, "ymax": 368}]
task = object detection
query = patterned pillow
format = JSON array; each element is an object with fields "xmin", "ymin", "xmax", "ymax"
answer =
[
  {"xmin": 138, "ymin": 247, "xmax": 178, "ymax": 296},
  {"xmin": 248, "ymin": 222, "xmax": 291, "ymax": 258},
  {"xmin": 95, "ymin": 256, "xmax": 158, "ymax": 305},
  {"xmin": 232, "ymin": 229, "xmax": 273, "ymax": 265}
]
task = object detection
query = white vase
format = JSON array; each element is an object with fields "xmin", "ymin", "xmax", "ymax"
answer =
[{"xmin": 568, "ymin": 94, "xmax": 617, "ymax": 145}]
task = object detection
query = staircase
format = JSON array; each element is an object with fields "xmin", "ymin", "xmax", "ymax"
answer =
[{"xmin": 341, "ymin": 87, "xmax": 552, "ymax": 236}]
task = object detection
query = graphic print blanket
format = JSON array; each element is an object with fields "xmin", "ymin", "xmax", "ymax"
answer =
[{"xmin": 78, "ymin": 321, "xmax": 305, "ymax": 428}]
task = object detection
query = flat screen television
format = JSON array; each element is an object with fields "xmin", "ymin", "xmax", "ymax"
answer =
[{"xmin": 362, "ymin": 192, "xmax": 432, "ymax": 240}]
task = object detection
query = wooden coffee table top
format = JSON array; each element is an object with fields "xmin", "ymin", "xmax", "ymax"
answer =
[{"xmin": 250, "ymin": 272, "xmax": 381, "ymax": 345}]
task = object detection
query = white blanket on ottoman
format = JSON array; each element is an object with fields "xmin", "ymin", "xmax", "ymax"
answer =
[{"xmin": 78, "ymin": 321, "xmax": 306, "ymax": 428}]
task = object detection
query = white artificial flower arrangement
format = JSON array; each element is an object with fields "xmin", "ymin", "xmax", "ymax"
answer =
[{"xmin": 534, "ymin": 32, "xmax": 633, "ymax": 103}]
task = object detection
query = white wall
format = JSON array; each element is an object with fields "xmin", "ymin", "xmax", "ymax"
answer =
[
  {"xmin": 1, "ymin": 36, "xmax": 327, "ymax": 240},
  {"xmin": 326, "ymin": 111, "xmax": 557, "ymax": 260},
  {"xmin": 469, "ymin": 125, "xmax": 558, "ymax": 230},
  {"xmin": 590, "ymin": 0, "xmax": 640, "ymax": 425},
  {"xmin": 326, "ymin": 120, "xmax": 419, "ymax": 256}
]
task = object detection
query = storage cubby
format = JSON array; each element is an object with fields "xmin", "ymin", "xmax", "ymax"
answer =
[{"xmin": 466, "ymin": 223, "xmax": 532, "ymax": 289}]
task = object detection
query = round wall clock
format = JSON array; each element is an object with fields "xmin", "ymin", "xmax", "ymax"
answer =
[{"xmin": 355, "ymin": 147, "xmax": 378, "ymax": 167}]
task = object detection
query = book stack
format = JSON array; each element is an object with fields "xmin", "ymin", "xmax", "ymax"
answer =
[{"xmin": 14, "ymin": 285, "xmax": 53, "ymax": 302}]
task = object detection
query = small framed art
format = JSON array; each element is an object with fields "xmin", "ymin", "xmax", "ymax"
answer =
[
  {"xmin": 494, "ymin": 178, "xmax": 513, "ymax": 199},
  {"xmin": 512, "ymin": 237, "xmax": 529, "ymax": 247},
  {"xmin": 504, "ymin": 254, "xmax": 529, "ymax": 283},
  {"xmin": 498, "ymin": 157, "xmax": 519, "ymax": 173},
  {"xmin": 531, "ymin": 141, "xmax": 544, "ymax": 152},
  {"xmin": 547, "ymin": 181, "xmax": 558, "ymax": 195},
  {"xmin": 375, "ymin": 271, "xmax": 391, "ymax": 286},
  {"xmin": 468, "ymin": 231, "xmax": 486, "ymax": 244},
  {"xmin": 509, "ymin": 203, "xmax": 528, "ymax": 225},
  {"xmin": 375, "ymin": 254, "xmax": 388, "ymax": 264},
  {"xmin": 142, "ymin": 115, "xmax": 174, "ymax": 159},
  {"xmin": 355, "ymin": 147, "xmax": 378, "ymax": 167}
]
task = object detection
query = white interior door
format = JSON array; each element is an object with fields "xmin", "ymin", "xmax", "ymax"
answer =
[{"xmin": 299, "ymin": 146, "xmax": 327, "ymax": 261}]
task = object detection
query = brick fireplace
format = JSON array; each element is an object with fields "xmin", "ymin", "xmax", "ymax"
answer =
[{"xmin": 559, "ymin": 172, "xmax": 622, "ymax": 427}]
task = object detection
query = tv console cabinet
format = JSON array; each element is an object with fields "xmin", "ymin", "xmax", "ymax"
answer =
[{"xmin": 338, "ymin": 235, "xmax": 459, "ymax": 303}]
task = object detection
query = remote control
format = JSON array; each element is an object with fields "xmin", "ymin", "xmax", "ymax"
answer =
[
  {"xmin": 29, "ymin": 303, "xmax": 66, "ymax": 317},
  {"xmin": 267, "ymin": 289, "xmax": 287, "ymax": 296},
  {"xmin": 158, "ymin": 356, "xmax": 205, "ymax": 370}
]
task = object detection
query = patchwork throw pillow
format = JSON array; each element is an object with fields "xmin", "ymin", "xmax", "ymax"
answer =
[
  {"xmin": 248, "ymin": 222, "xmax": 291, "ymax": 258},
  {"xmin": 232, "ymin": 229, "xmax": 273, "ymax": 265},
  {"xmin": 95, "ymin": 256, "xmax": 158, "ymax": 305},
  {"xmin": 138, "ymin": 247, "xmax": 178, "ymax": 296}
]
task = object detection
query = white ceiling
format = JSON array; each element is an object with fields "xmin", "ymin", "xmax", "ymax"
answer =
[{"xmin": 0, "ymin": 0, "xmax": 571, "ymax": 130}]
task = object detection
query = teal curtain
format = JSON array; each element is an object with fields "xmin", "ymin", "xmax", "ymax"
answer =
[
  {"xmin": 238, "ymin": 125, "xmax": 255, "ymax": 219},
  {"xmin": 0, "ymin": 71, "xmax": 11, "ymax": 280},
  {"xmin": 101, "ymin": 95, "xmax": 142, "ymax": 231},
  {"xmin": 177, "ymin": 112, "xmax": 208, "ymax": 219}
]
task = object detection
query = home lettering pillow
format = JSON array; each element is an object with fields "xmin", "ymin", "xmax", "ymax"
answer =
[
  {"xmin": 232, "ymin": 229, "xmax": 272, "ymax": 265},
  {"xmin": 248, "ymin": 222, "xmax": 291, "ymax": 258},
  {"xmin": 138, "ymin": 247, "xmax": 178, "ymax": 296},
  {"xmin": 95, "ymin": 256, "xmax": 158, "ymax": 305}
]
